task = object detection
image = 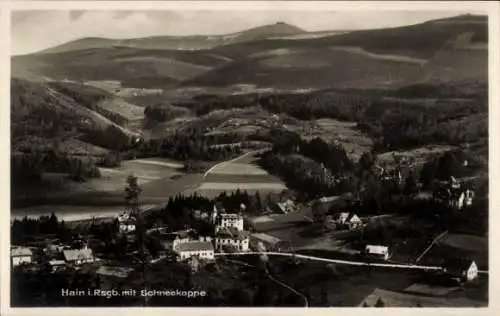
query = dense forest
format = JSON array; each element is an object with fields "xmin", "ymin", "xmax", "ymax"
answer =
[
  {"xmin": 144, "ymin": 104, "xmax": 190, "ymax": 122},
  {"xmin": 129, "ymin": 128, "xmax": 243, "ymax": 161},
  {"xmin": 175, "ymin": 82, "xmax": 487, "ymax": 152},
  {"xmin": 11, "ymin": 150, "xmax": 102, "ymax": 185}
]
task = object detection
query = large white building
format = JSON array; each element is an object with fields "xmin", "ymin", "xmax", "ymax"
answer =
[
  {"xmin": 215, "ymin": 213, "xmax": 244, "ymax": 233},
  {"xmin": 215, "ymin": 228, "xmax": 250, "ymax": 252},
  {"xmin": 174, "ymin": 238, "xmax": 215, "ymax": 261},
  {"xmin": 11, "ymin": 246, "xmax": 33, "ymax": 267}
]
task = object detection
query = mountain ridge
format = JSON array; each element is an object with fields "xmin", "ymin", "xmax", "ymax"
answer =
[
  {"xmin": 12, "ymin": 14, "xmax": 488, "ymax": 90},
  {"xmin": 33, "ymin": 22, "xmax": 307, "ymax": 55}
]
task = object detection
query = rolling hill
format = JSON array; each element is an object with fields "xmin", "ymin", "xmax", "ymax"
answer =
[
  {"xmin": 11, "ymin": 78, "xmax": 139, "ymax": 152},
  {"xmin": 185, "ymin": 14, "xmax": 487, "ymax": 88},
  {"xmin": 12, "ymin": 46, "xmax": 229, "ymax": 84},
  {"xmin": 12, "ymin": 14, "xmax": 487, "ymax": 90},
  {"xmin": 34, "ymin": 22, "xmax": 306, "ymax": 55}
]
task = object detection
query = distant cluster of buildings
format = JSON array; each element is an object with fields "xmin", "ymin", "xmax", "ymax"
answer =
[
  {"xmin": 164, "ymin": 205, "xmax": 251, "ymax": 265},
  {"xmin": 11, "ymin": 239, "xmax": 97, "ymax": 272},
  {"xmin": 326, "ymin": 212, "xmax": 363, "ymax": 230},
  {"xmin": 373, "ymin": 163, "xmax": 476, "ymax": 211},
  {"xmin": 438, "ymin": 177, "xmax": 475, "ymax": 210}
]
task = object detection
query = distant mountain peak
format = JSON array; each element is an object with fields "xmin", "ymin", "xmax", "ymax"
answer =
[{"xmin": 35, "ymin": 22, "xmax": 306, "ymax": 55}]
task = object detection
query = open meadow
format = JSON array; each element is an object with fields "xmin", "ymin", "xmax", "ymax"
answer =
[{"xmin": 194, "ymin": 151, "xmax": 287, "ymax": 198}]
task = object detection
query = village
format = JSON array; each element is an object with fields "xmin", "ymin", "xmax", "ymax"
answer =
[{"xmin": 10, "ymin": 161, "xmax": 487, "ymax": 307}]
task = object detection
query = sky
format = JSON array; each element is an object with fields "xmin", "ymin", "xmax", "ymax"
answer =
[{"xmin": 11, "ymin": 10, "xmax": 473, "ymax": 55}]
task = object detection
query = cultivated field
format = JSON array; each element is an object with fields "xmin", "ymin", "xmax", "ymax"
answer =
[
  {"xmin": 377, "ymin": 145, "xmax": 457, "ymax": 166},
  {"xmin": 97, "ymin": 98, "xmax": 145, "ymax": 121},
  {"xmin": 59, "ymin": 139, "xmax": 110, "ymax": 157},
  {"xmin": 329, "ymin": 46, "xmax": 428, "ymax": 65},
  {"xmin": 85, "ymin": 80, "xmax": 121, "ymax": 93},
  {"xmin": 437, "ymin": 233, "xmax": 487, "ymax": 252},
  {"xmin": 79, "ymin": 158, "xmax": 184, "ymax": 192},
  {"xmin": 194, "ymin": 151, "xmax": 287, "ymax": 198},
  {"xmin": 417, "ymin": 233, "xmax": 488, "ymax": 270}
]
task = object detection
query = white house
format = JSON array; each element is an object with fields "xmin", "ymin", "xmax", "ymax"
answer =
[
  {"xmin": 62, "ymin": 246, "xmax": 95, "ymax": 265},
  {"xmin": 215, "ymin": 229, "xmax": 250, "ymax": 252},
  {"xmin": 365, "ymin": 245, "xmax": 390, "ymax": 261},
  {"xmin": 11, "ymin": 246, "xmax": 34, "ymax": 267},
  {"xmin": 215, "ymin": 213, "xmax": 244, "ymax": 233},
  {"xmin": 174, "ymin": 239, "xmax": 215, "ymax": 261},
  {"xmin": 276, "ymin": 199, "xmax": 296, "ymax": 214},
  {"xmin": 443, "ymin": 258, "xmax": 479, "ymax": 282}
]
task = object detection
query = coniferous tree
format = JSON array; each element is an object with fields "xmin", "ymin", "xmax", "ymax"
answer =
[{"xmin": 375, "ymin": 297, "xmax": 385, "ymax": 307}]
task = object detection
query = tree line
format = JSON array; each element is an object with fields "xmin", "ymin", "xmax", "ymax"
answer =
[{"xmin": 130, "ymin": 129, "xmax": 243, "ymax": 161}]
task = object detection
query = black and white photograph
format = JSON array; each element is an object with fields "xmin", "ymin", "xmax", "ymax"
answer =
[{"xmin": 6, "ymin": 2, "xmax": 495, "ymax": 309}]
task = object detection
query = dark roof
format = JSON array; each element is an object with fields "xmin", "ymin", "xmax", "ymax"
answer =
[
  {"xmin": 175, "ymin": 241, "xmax": 214, "ymax": 253},
  {"xmin": 11, "ymin": 247, "xmax": 33, "ymax": 257},
  {"xmin": 63, "ymin": 248, "xmax": 94, "ymax": 262},
  {"xmin": 216, "ymin": 228, "xmax": 250, "ymax": 240}
]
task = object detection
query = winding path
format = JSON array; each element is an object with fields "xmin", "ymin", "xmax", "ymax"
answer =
[
  {"xmin": 221, "ymin": 257, "xmax": 309, "ymax": 307},
  {"xmin": 265, "ymin": 265, "xmax": 309, "ymax": 307}
]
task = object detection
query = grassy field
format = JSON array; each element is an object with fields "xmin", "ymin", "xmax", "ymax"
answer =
[
  {"xmin": 308, "ymin": 118, "xmax": 372, "ymax": 161},
  {"xmin": 97, "ymin": 98, "xmax": 145, "ymax": 121},
  {"xmin": 433, "ymin": 233, "xmax": 488, "ymax": 269},
  {"xmin": 11, "ymin": 157, "xmax": 197, "ymax": 212},
  {"xmin": 72, "ymin": 158, "xmax": 184, "ymax": 193},
  {"xmin": 11, "ymin": 204, "xmax": 154, "ymax": 222},
  {"xmin": 195, "ymin": 151, "xmax": 287, "ymax": 198},
  {"xmin": 437, "ymin": 233, "xmax": 487, "ymax": 252},
  {"xmin": 376, "ymin": 144, "xmax": 457, "ymax": 166}
]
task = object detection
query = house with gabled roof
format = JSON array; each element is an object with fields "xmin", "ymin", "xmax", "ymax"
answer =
[
  {"xmin": 62, "ymin": 246, "xmax": 95, "ymax": 265},
  {"xmin": 365, "ymin": 244, "xmax": 390, "ymax": 261},
  {"xmin": 331, "ymin": 212, "xmax": 363, "ymax": 230},
  {"xmin": 11, "ymin": 246, "xmax": 34, "ymax": 267},
  {"xmin": 173, "ymin": 239, "xmax": 215, "ymax": 261}
]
